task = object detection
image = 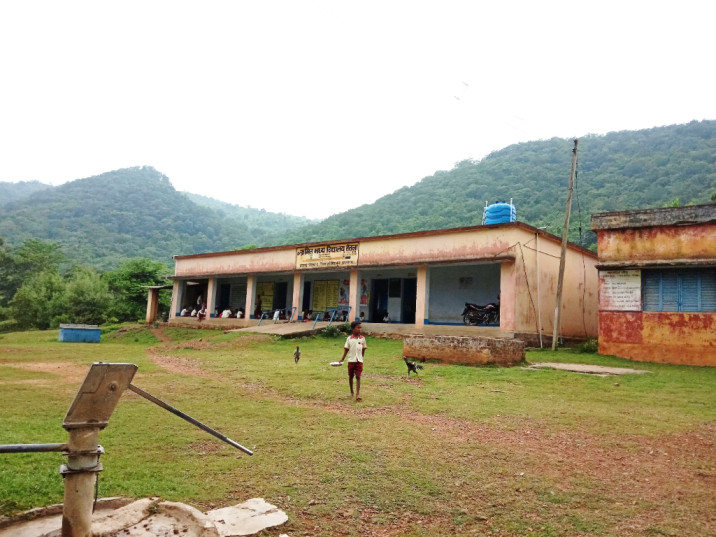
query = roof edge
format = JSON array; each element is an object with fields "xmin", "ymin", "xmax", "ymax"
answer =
[
  {"xmin": 174, "ymin": 222, "xmax": 597, "ymax": 262},
  {"xmin": 591, "ymin": 203, "xmax": 716, "ymax": 231}
]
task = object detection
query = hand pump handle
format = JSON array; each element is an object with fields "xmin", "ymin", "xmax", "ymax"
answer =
[{"xmin": 128, "ymin": 384, "xmax": 253, "ymax": 456}]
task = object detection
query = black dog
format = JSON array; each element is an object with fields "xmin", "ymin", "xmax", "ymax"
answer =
[{"xmin": 403, "ymin": 356, "xmax": 424, "ymax": 376}]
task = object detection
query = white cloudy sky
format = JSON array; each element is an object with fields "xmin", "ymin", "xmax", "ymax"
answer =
[{"xmin": 1, "ymin": 1, "xmax": 714, "ymax": 218}]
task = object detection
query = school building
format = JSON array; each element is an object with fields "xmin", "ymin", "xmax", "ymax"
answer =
[
  {"xmin": 591, "ymin": 204, "xmax": 716, "ymax": 366},
  {"xmin": 153, "ymin": 222, "xmax": 598, "ymax": 343}
]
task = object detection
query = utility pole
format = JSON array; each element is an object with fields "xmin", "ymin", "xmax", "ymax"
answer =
[{"xmin": 552, "ymin": 139, "xmax": 578, "ymax": 350}]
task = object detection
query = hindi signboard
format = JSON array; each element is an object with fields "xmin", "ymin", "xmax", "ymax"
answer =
[
  {"xmin": 296, "ymin": 242, "xmax": 359, "ymax": 270},
  {"xmin": 599, "ymin": 270, "xmax": 642, "ymax": 311}
]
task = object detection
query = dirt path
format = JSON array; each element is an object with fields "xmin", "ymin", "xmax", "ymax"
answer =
[{"xmin": 148, "ymin": 327, "xmax": 172, "ymax": 343}]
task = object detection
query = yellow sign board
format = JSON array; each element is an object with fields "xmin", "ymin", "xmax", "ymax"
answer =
[{"xmin": 296, "ymin": 242, "xmax": 359, "ymax": 270}]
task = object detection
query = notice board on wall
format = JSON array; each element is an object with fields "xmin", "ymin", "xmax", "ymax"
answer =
[
  {"xmin": 258, "ymin": 282, "xmax": 274, "ymax": 310},
  {"xmin": 312, "ymin": 280, "xmax": 340, "ymax": 311},
  {"xmin": 599, "ymin": 270, "xmax": 641, "ymax": 311}
]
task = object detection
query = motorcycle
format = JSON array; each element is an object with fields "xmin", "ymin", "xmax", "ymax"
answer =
[{"xmin": 462, "ymin": 302, "xmax": 500, "ymax": 326}]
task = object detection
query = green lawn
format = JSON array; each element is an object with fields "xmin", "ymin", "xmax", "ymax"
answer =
[{"xmin": 1, "ymin": 326, "xmax": 714, "ymax": 536}]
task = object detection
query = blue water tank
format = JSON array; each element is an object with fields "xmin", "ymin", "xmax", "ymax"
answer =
[
  {"xmin": 59, "ymin": 324, "xmax": 101, "ymax": 343},
  {"xmin": 483, "ymin": 202, "xmax": 517, "ymax": 225}
]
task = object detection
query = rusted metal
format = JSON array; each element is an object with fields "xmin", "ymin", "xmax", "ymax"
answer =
[{"xmin": 63, "ymin": 363, "xmax": 138, "ymax": 429}]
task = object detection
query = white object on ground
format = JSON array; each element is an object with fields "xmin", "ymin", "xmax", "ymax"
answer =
[
  {"xmin": 207, "ymin": 498, "xmax": 289, "ymax": 536},
  {"xmin": 527, "ymin": 362, "xmax": 650, "ymax": 375},
  {"xmin": 0, "ymin": 497, "xmax": 288, "ymax": 537},
  {"xmin": 330, "ymin": 361, "xmax": 343, "ymax": 367}
]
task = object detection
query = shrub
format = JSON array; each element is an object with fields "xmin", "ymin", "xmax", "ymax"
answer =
[
  {"xmin": 321, "ymin": 325, "xmax": 341, "ymax": 338},
  {"xmin": 578, "ymin": 338, "xmax": 599, "ymax": 353}
]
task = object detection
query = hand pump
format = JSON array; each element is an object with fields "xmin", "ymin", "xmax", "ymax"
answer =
[{"xmin": 0, "ymin": 362, "xmax": 252, "ymax": 537}]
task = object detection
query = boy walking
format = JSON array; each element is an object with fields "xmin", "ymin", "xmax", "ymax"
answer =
[{"xmin": 339, "ymin": 321, "xmax": 367, "ymax": 401}]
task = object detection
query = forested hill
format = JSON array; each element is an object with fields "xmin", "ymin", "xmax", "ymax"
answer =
[
  {"xmin": 0, "ymin": 167, "xmax": 310, "ymax": 269},
  {"xmin": 271, "ymin": 120, "xmax": 716, "ymax": 248}
]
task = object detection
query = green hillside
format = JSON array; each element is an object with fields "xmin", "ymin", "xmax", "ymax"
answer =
[
  {"xmin": 0, "ymin": 167, "xmax": 308, "ymax": 269},
  {"xmin": 0, "ymin": 180, "xmax": 51, "ymax": 206},
  {"xmin": 183, "ymin": 192, "xmax": 316, "ymax": 234},
  {"xmin": 271, "ymin": 120, "xmax": 716, "ymax": 248}
]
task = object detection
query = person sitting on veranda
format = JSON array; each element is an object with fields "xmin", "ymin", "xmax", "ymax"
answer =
[
  {"xmin": 221, "ymin": 308, "xmax": 232, "ymax": 318},
  {"xmin": 197, "ymin": 304, "xmax": 207, "ymax": 321},
  {"xmin": 190, "ymin": 307, "xmax": 198, "ymax": 317},
  {"xmin": 237, "ymin": 309, "xmax": 244, "ymax": 319},
  {"xmin": 180, "ymin": 306, "xmax": 190, "ymax": 317}
]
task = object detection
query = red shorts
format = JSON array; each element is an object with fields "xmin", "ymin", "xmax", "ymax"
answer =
[{"xmin": 347, "ymin": 361, "xmax": 363, "ymax": 377}]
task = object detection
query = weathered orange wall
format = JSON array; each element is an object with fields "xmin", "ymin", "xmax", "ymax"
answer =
[
  {"xmin": 599, "ymin": 311, "xmax": 716, "ymax": 366},
  {"xmin": 596, "ymin": 220, "xmax": 716, "ymax": 366},
  {"xmin": 597, "ymin": 224, "xmax": 716, "ymax": 264}
]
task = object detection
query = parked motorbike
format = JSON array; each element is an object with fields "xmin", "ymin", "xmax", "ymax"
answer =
[{"xmin": 462, "ymin": 302, "xmax": 500, "ymax": 326}]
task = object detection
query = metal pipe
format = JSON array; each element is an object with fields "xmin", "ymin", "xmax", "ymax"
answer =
[
  {"xmin": 0, "ymin": 443, "xmax": 67, "ymax": 453},
  {"xmin": 62, "ymin": 427, "xmax": 100, "ymax": 537},
  {"xmin": 127, "ymin": 384, "xmax": 253, "ymax": 455}
]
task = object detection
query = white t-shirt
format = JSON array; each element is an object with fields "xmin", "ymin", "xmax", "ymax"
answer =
[{"xmin": 344, "ymin": 335, "xmax": 367, "ymax": 363}]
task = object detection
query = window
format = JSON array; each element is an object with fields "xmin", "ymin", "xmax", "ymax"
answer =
[{"xmin": 642, "ymin": 268, "xmax": 716, "ymax": 312}]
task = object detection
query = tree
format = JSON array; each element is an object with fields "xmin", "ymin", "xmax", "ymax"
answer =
[
  {"xmin": 66, "ymin": 269, "xmax": 111, "ymax": 325},
  {"xmin": 104, "ymin": 258, "xmax": 171, "ymax": 322},
  {"xmin": 10, "ymin": 270, "xmax": 66, "ymax": 329},
  {"xmin": 0, "ymin": 238, "xmax": 65, "ymax": 308}
]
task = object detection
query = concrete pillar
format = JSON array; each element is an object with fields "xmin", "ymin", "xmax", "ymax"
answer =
[
  {"xmin": 245, "ymin": 275, "xmax": 257, "ymax": 319},
  {"xmin": 169, "ymin": 280, "xmax": 183, "ymax": 320},
  {"xmin": 145, "ymin": 288, "xmax": 159, "ymax": 323},
  {"xmin": 348, "ymin": 269, "xmax": 360, "ymax": 321},
  {"xmin": 415, "ymin": 265, "xmax": 430, "ymax": 327},
  {"xmin": 206, "ymin": 277, "xmax": 217, "ymax": 317},
  {"xmin": 291, "ymin": 272, "xmax": 304, "ymax": 321},
  {"xmin": 499, "ymin": 261, "xmax": 517, "ymax": 332}
]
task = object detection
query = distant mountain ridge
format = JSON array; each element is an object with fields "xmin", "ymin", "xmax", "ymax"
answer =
[
  {"xmin": 184, "ymin": 192, "xmax": 316, "ymax": 230},
  {"xmin": 0, "ymin": 180, "xmax": 52, "ymax": 206},
  {"xmin": 0, "ymin": 166, "xmax": 313, "ymax": 269},
  {"xmin": 269, "ymin": 120, "xmax": 716, "ymax": 248}
]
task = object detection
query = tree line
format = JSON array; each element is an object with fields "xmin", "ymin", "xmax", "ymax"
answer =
[{"xmin": 0, "ymin": 237, "xmax": 171, "ymax": 331}]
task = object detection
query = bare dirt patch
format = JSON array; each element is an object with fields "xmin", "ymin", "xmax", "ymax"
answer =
[
  {"xmin": 146, "ymin": 348, "xmax": 214, "ymax": 379},
  {"xmin": 3, "ymin": 362, "xmax": 89, "ymax": 384}
]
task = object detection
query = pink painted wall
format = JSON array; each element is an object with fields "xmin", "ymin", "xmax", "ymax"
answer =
[{"xmin": 171, "ymin": 225, "xmax": 599, "ymax": 337}]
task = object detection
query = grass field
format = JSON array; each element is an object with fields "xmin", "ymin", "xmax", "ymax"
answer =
[{"xmin": 1, "ymin": 325, "xmax": 714, "ymax": 536}]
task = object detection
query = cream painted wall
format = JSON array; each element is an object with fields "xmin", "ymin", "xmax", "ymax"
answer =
[{"xmin": 170, "ymin": 226, "xmax": 598, "ymax": 337}]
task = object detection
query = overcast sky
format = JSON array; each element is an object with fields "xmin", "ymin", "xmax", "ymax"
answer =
[{"xmin": 1, "ymin": 1, "xmax": 714, "ymax": 218}]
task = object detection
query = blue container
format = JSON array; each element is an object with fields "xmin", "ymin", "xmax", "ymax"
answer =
[
  {"xmin": 483, "ymin": 202, "xmax": 517, "ymax": 224},
  {"xmin": 59, "ymin": 324, "xmax": 101, "ymax": 343}
]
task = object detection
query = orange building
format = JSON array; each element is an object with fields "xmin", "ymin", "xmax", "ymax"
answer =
[
  {"xmin": 155, "ymin": 222, "xmax": 598, "ymax": 344},
  {"xmin": 591, "ymin": 204, "xmax": 716, "ymax": 366}
]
